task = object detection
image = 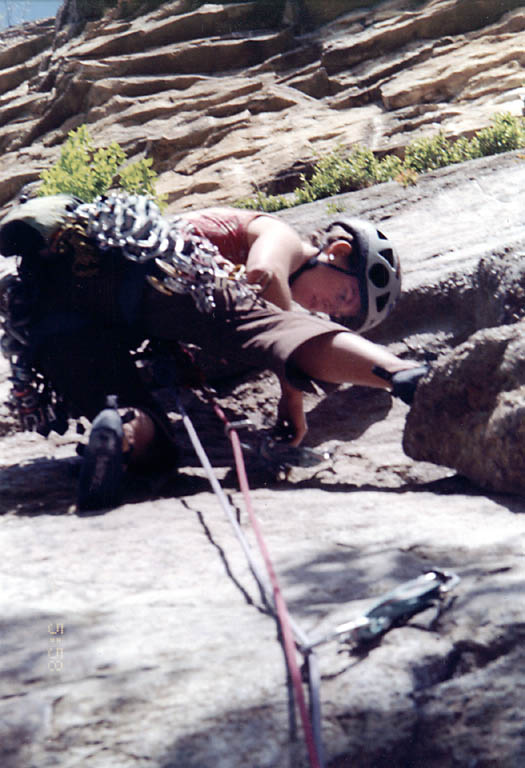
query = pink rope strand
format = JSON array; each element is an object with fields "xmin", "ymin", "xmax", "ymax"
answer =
[{"xmin": 212, "ymin": 400, "xmax": 321, "ymax": 768}]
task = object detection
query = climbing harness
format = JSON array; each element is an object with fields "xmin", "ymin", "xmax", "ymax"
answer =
[{"xmin": 71, "ymin": 193, "xmax": 257, "ymax": 314}]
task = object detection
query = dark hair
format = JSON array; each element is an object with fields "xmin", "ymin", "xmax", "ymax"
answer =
[{"xmin": 308, "ymin": 222, "xmax": 354, "ymax": 251}]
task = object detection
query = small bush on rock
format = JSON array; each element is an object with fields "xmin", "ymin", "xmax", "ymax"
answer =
[
  {"xmin": 404, "ymin": 131, "xmax": 457, "ymax": 173},
  {"xmin": 469, "ymin": 112, "xmax": 525, "ymax": 156},
  {"xmin": 235, "ymin": 189, "xmax": 293, "ymax": 212},
  {"xmin": 294, "ymin": 145, "xmax": 380, "ymax": 205},
  {"xmin": 38, "ymin": 125, "xmax": 164, "ymax": 206}
]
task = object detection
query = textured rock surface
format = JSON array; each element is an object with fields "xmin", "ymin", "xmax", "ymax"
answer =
[
  {"xmin": 0, "ymin": 0, "xmax": 524, "ymax": 213},
  {"xmin": 403, "ymin": 320, "xmax": 525, "ymax": 495},
  {"xmin": 2, "ymin": 154, "xmax": 525, "ymax": 767}
]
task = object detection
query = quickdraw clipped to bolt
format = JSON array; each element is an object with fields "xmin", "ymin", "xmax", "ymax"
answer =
[{"xmin": 301, "ymin": 570, "xmax": 460, "ymax": 652}]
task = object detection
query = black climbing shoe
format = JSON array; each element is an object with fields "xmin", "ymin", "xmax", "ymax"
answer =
[
  {"xmin": 373, "ymin": 364, "xmax": 429, "ymax": 405},
  {"xmin": 390, "ymin": 365, "xmax": 429, "ymax": 405},
  {"xmin": 77, "ymin": 403, "xmax": 125, "ymax": 512}
]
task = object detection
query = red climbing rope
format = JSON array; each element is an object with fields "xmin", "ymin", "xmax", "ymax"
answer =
[{"xmin": 210, "ymin": 399, "xmax": 321, "ymax": 768}]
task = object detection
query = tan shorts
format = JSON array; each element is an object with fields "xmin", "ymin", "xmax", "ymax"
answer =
[{"xmin": 141, "ymin": 284, "xmax": 346, "ymax": 392}]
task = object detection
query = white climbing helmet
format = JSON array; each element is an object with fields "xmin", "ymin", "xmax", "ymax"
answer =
[{"xmin": 324, "ymin": 217, "xmax": 402, "ymax": 333}]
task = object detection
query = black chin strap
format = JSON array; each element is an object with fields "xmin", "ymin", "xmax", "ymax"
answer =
[{"xmin": 288, "ymin": 253, "xmax": 319, "ymax": 286}]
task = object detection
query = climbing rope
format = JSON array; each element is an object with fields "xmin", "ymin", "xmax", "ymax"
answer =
[
  {"xmin": 177, "ymin": 387, "xmax": 461, "ymax": 768},
  {"xmin": 176, "ymin": 391, "xmax": 324, "ymax": 768},
  {"xmin": 210, "ymin": 398, "xmax": 323, "ymax": 768}
]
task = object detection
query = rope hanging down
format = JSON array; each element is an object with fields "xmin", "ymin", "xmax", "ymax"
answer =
[
  {"xmin": 176, "ymin": 392, "xmax": 324, "ymax": 768},
  {"xmin": 178, "ymin": 389, "xmax": 461, "ymax": 768},
  {"xmin": 211, "ymin": 398, "xmax": 324, "ymax": 768}
]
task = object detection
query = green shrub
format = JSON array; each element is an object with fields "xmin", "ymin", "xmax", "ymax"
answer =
[
  {"xmin": 469, "ymin": 112, "xmax": 525, "ymax": 156},
  {"xmin": 38, "ymin": 125, "xmax": 164, "ymax": 206},
  {"xmin": 293, "ymin": 145, "xmax": 380, "ymax": 205},
  {"xmin": 449, "ymin": 135, "xmax": 479, "ymax": 163},
  {"xmin": 375, "ymin": 153, "xmax": 404, "ymax": 182},
  {"xmin": 404, "ymin": 131, "xmax": 457, "ymax": 173},
  {"xmin": 119, "ymin": 157, "xmax": 160, "ymax": 198},
  {"xmin": 234, "ymin": 189, "xmax": 292, "ymax": 212}
]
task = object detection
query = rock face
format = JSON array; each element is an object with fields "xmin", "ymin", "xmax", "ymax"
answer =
[
  {"xmin": 0, "ymin": 0, "xmax": 524, "ymax": 212},
  {"xmin": 403, "ymin": 320, "xmax": 525, "ymax": 494}
]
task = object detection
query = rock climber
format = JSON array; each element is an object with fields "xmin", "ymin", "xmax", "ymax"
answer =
[{"xmin": 0, "ymin": 194, "xmax": 427, "ymax": 511}]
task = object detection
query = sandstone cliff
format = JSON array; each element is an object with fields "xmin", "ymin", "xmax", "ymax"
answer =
[{"xmin": 0, "ymin": 0, "xmax": 524, "ymax": 212}]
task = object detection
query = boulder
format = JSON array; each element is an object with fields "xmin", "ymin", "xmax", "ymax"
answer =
[{"xmin": 403, "ymin": 319, "xmax": 525, "ymax": 494}]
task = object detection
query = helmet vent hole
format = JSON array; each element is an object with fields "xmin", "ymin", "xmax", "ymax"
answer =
[
  {"xmin": 376, "ymin": 293, "xmax": 390, "ymax": 313},
  {"xmin": 369, "ymin": 263, "xmax": 390, "ymax": 289},
  {"xmin": 379, "ymin": 247, "xmax": 395, "ymax": 267},
  {"xmin": 377, "ymin": 230, "xmax": 388, "ymax": 240}
]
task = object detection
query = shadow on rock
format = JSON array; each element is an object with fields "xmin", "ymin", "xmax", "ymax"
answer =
[
  {"xmin": 0, "ymin": 456, "xmax": 78, "ymax": 516},
  {"xmin": 157, "ymin": 702, "xmax": 299, "ymax": 768},
  {"xmin": 0, "ymin": 455, "xmax": 217, "ymax": 517},
  {"xmin": 279, "ymin": 546, "xmax": 461, "ymax": 619},
  {"xmin": 305, "ymin": 386, "xmax": 392, "ymax": 446},
  {"xmin": 259, "ymin": 473, "xmax": 487, "ymax": 497}
]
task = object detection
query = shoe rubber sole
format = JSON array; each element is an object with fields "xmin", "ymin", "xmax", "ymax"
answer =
[{"xmin": 77, "ymin": 409, "xmax": 124, "ymax": 512}]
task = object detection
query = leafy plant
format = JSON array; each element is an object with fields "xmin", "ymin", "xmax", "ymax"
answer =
[
  {"xmin": 469, "ymin": 111, "xmax": 525, "ymax": 156},
  {"xmin": 293, "ymin": 145, "xmax": 380, "ymax": 205},
  {"xmin": 374, "ymin": 153, "xmax": 404, "ymax": 183},
  {"xmin": 38, "ymin": 125, "xmax": 164, "ymax": 206},
  {"xmin": 404, "ymin": 131, "xmax": 457, "ymax": 173},
  {"xmin": 234, "ymin": 189, "xmax": 292, "ymax": 212}
]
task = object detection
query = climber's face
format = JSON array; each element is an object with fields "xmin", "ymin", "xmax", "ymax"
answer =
[{"xmin": 292, "ymin": 239, "xmax": 362, "ymax": 317}]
